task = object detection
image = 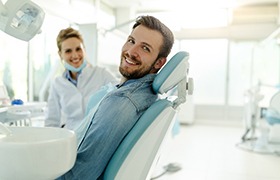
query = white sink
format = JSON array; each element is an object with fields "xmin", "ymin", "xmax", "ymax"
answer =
[{"xmin": 0, "ymin": 123, "xmax": 77, "ymax": 180}]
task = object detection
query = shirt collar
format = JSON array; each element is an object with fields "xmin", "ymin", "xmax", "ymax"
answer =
[
  {"xmin": 65, "ymin": 70, "xmax": 81, "ymax": 86},
  {"xmin": 117, "ymin": 74, "xmax": 156, "ymax": 88}
]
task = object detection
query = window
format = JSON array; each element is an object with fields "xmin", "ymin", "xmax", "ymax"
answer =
[
  {"xmin": 0, "ymin": 31, "xmax": 28, "ymax": 101},
  {"xmin": 180, "ymin": 39, "xmax": 228, "ymax": 105},
  {"xmin": 28, "ymin": 13, "xmax": 69, "ymax": 101}
]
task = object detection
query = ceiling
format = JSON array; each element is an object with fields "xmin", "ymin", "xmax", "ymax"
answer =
[
  {"xmin": 100, "ymin": 0, "xmax": 280, "ymax": 41},
  {"xmin": 32, "ymin": 0, "xmax": 280, "ymax": 41},
  {"xmin": 101, "ymin": 0, "xmax": 278, "ymax": 12}
]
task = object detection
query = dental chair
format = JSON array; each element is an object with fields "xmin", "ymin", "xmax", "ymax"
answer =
[
  {"xmin": 264, "ymin": 91, "xmax": 280, "ymax": 144},
  {"xmin": 103, "ymin": 51, "xmax": 193, "ymax": 180},
  {"xmin": 237, "ymin": 89, "xmax": 280, "ymax": 154}
]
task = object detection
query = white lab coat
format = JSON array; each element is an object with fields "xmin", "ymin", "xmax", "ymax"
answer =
[{"xmin": 45, "ymin": 65, "xmax": 117, "ymax": 130}]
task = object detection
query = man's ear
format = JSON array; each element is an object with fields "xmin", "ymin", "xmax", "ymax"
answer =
[{"xmin": 154, "ymin": 57, "xmax": 167, "ymax": 70}]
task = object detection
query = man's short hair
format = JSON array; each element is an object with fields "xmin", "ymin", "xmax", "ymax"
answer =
[{"xmin": 132, "ymin": 15, "xmax": 174, "ymax": 59}]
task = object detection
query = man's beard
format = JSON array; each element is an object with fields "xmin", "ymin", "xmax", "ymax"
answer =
[
  {"xmin": 119, "ymin": 55, "xmax": 158, "ymax": 80},
  {"xmin": 119, "ymin": 64, "xmax": 154, "ymax": 80}
]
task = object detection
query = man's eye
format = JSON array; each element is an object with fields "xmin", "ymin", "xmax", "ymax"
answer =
[
  {"xmin": 143, "ymin": 46, "xmax": 150, "ymax": 52},
  {"xmin": 128, "ymin": 39, "xmax": 134, "ymax": 44}
]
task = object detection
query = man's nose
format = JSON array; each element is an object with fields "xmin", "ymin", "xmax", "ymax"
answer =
[{"xmin": 127, "ymin": 45, "xmax": 139, "ymax": 58}]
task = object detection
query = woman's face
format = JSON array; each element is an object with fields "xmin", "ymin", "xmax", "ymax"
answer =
[{"xmin": 59, "ymin": 37, "xmax": 85, "ymax": 68}]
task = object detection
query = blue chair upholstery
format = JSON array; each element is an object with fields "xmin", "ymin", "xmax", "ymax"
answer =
[
  {"xmin": 265, "ymin": 91, "xmax": 280, "ymax": 125},
  {"xmin": 103, "ymin": 51, "xmax": 191, "ymax": 180}
]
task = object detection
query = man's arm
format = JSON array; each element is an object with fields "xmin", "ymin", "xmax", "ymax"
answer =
[{"xmin": 58, "ymin": 95, "xmax": 141, "ymax": 180}]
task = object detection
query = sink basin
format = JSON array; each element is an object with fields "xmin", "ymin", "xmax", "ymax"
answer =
[{"xmin": 0, "ymin": 123, "xmax": 77, "ymax": 180}]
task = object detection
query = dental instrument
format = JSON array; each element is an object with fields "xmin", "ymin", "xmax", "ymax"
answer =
[{"xmin": 0, "ymin": 84, "xmax": 47, "ymax": 126}]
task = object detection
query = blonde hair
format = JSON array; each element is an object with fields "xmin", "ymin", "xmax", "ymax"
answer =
[{"xmin": 56, "ymin": 27, "xmax": 84, "ymax": 52}]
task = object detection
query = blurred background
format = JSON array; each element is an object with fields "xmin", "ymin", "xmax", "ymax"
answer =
[{"xmin": 1, "ymin": 0, "xmax": 280, "ymax": 124}]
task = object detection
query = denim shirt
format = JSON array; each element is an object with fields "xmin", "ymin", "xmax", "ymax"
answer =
[{"xmin": 57, "ymin": 74, "xmax": 158, "ymax": 180}]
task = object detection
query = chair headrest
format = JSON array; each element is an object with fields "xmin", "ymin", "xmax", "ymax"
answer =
[{"xmin": 153, "ymin": 51, "xmax": 189, "ymax": 94}]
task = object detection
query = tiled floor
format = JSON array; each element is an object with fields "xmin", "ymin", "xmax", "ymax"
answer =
[
  {"xmin": 30, "ymin": 117, "xmax": 280, "ymax": 180},
  {"xmin": 151, "ymin": 122, "xmax": 280, "ymax": 180}
]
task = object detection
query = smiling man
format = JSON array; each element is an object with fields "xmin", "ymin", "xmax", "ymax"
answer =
[{"xmin": 57, "ymin": 15, "xmax": 174, "ymax": 180}]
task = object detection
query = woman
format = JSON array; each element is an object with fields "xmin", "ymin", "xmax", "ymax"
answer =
[{"xmin": 45, "ymin": 27, "xmax": 117, "ymax": 130}]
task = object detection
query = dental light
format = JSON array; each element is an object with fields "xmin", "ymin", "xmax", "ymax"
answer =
[{"xmin": 0, "ymin": 0, "xmax": 45, "ymax": 41}]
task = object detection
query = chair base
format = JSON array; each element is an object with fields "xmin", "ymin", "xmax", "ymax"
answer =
[
  {"xmin": 237, "ymin": 125, "xmax": 280, "ymax": 156},
  {"xmin": 268, "ymin": 124, "xmax": 280, "ymax": 143}
]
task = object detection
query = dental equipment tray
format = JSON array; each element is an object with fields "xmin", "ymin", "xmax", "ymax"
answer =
[{"xmin": 0, "ymin": 102, "xmax": 46, "ymax": 124}]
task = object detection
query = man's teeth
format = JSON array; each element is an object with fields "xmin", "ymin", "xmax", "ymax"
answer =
[{"xmin": 126, "ymin": 58, "xmax": 136, "ymax": 65}]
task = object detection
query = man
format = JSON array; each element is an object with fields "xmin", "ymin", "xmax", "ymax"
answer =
[{"xmin": 58, "ymin": 15, "xmax": 174, "ymax": 180}]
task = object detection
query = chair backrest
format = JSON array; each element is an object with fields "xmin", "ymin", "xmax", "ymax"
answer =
[
  {"xmin": 270, "ymin": 91, "xmax": 280, "ymax": 113},
  {"xmin": 265, "ymin": 91, "xmax": 280, "ymax": 125},
  {"xmin": 103, "ymin": 51, "xmax": 191, "ymax": 180}
]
